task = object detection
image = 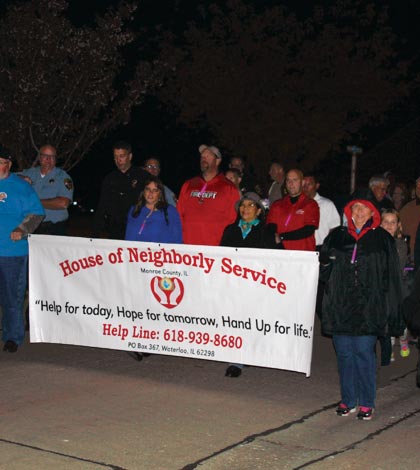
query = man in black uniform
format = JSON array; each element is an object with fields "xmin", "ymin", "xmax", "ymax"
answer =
[{"xmin": 93, "ymin": 141, "xmax": 149, "ymax": 239}]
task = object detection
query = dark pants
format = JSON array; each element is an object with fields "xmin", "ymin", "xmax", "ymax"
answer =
[
  {"xmin": 36, "ymin": 220, "xmax": 68, "ymax": 236},
  {"xmin": 378, "ymin": 335, "xmax": 393, "ymax": 366},
  {"xmin": 333, "ymin": 335, "xmax": 377, "ymax": 409},
  {"xmin": 0, "ymin": 256, "xmax": 28, "ymax": 345}
]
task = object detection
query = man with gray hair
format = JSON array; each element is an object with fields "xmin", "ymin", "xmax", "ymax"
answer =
[
  {"xmin": 352, "ymin": 174, "xmax": 393, "ymax": 212},
  {"xmin": 177, "ymin": 145, "xmax": 238, "ymax": 245},
  {"xmin": 20, "ymin": 144, "xmax": 73, "ymax": 235}
]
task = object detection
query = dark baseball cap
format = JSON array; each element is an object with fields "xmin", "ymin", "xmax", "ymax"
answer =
[{"xmin": 0, "ymin": 145, "xmax": 12, "ymax": 161}]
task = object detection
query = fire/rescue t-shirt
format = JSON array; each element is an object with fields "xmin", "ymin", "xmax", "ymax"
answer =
[{"xmin": 177, "ymin": 173, "xmax": 239, "ymax": 246}]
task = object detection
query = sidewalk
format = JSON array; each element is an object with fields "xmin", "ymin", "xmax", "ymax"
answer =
[{"xmin": 1, "ymin": 325, "xmax": 419, "ymax": 470}]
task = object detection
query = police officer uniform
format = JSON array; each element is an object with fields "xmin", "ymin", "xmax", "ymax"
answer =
[
  {"xmin": 94, "ymin": 166, "xmax": 149, "ymax": 240},
  {"xmin": 21, "ymin": 166, "xmax": 74, "ymax": 235}
]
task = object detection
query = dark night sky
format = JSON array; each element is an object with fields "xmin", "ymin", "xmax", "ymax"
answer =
[
  {"xmin": 3, "ymin": 1, "xmax": 420, "ymax": 207},
  {"xmin": 67, "ymin": 0, "xmax": 420, "ymax": 208}
]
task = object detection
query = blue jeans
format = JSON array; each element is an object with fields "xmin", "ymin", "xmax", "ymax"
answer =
[
  {"xmin": 333, "ymin": 335, "xmax": 377, "ymax": 409},
  {"xmin": 0, "ymin": 256, "xmax": 28, "ymax": 345}
]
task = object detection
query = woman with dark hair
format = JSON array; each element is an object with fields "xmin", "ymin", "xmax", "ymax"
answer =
[
  {"xmin": 220, "ymin": 192, "xmax": 276, "ymax": 249},
  {"xmin": 220, "ymin": 192, "xmax": 277, "ymax": 377},
  {"xmin": 125, "ymin": 176, "xmax": 182, "ymax": 244}
]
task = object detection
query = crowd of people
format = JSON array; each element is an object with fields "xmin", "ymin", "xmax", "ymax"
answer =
[{"xmin": 1, "ymin": 140, "xmax": 419, "ymax": 422}]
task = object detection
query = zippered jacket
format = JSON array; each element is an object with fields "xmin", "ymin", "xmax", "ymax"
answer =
[{"xmin": 320, "ymin": 199, "xmax": 404, "ymax": 337}]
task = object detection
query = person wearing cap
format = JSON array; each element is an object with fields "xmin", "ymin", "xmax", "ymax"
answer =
[
  {"xmin": 19, "ymin": 144, "xmax": 73, "ymax": 235},
  {"xmin": 400, "ymin": 176, "xmax": 420, "ymax": 257},
  {"xmin": 220, "ymin": 192, "xmax": 276, "ymax": 377},
  {"xmin": 94, "ymin": 141, "xmax": 149, "ymax": 239},
  {"xmin": 320, "ymin": 198, "xmax": 404, "ymax": 420},
  {"xmin": 267, "ymin": 169, "xmax": 320, "ymax": 251},
  {"xmin": 0, "ymin": 146, "xmax": 45, "ymax": 353},
  {"xmin": 177, "ymin": 145, "xmax": 239, "ymax": 246},
  {"xmin": 220, "ymin": 192, "xmax": 276, "ymax": 249},
  {"xmin": 143, "ymin": 156, "xmax": 177, "ymax": 206}
]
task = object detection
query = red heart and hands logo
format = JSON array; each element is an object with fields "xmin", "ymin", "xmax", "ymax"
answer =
[{"xmin": 150, "ymin": 277, "xmax": 184, "ymax": 309}]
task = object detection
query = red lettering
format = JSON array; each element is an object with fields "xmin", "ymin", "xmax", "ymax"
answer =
[
  {"xmin": 267, "ymin": 277, "xmax": 277, "ymax": 288},
  {"xmin": 221, "ymin": 257, "xmax": 233, "ymax": 273},
  {"xmin": 59, "ymin": 254, "xmax": 104, "ymax": 277},
  {"xmin": 277, "ymin": 282, "xmax": 286, "ymax": 295},
  {"xmin": 233, "ymin": 264, "xmax": 243, "ymax": 276}
]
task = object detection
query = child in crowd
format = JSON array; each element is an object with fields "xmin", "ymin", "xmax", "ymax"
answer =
[{"xmin": 380, "ymin": 209, "xmax": 411, "ymax": 359}]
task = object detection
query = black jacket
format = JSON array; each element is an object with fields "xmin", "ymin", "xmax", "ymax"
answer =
[
  {"xmin": 93, "ymin": 166, "xmax": 149, "ymax": 239},
  {"xmin": 320, "ymin": 199, "xmax": 404, "ymax": 337},
  {"xmin": 220, "ymin": 221, "xmax": 277, "ymax": 249}
]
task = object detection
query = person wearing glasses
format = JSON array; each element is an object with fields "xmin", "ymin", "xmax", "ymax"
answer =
[
  {"xmin": 143, "ymin": 156, "xmax": 177, "ymax": 206},
  {"xmin": 19, "ymin": 144, "xmax": 73, "ymax": 235},
  {"xmin": 125, "ymin": 176, "xmax": 182, "ymax": 244},
  {"xmin": 220, "ymin": 192, "xmax": 276, "ymax": 377}
]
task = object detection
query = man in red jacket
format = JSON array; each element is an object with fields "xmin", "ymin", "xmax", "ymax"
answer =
[
  {"xmin": 177, "ymin": 145, "xmax": 239, "ymax": 246},
  {"xmin": 267, "ymin": 169, "xmax": 319, "ymax": 251}
]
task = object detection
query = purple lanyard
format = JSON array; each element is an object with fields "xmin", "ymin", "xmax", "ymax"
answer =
[
  {"xmin": 351, "ymin": 243, "xmax": 357, "ymax": 264},
  {"xmin": 284, "ymin": 212, "xmax": 293, "ymax": 227},
  {"xmin": 198, "ymin": 182, "xmax": 208, "ymax": 203},
  {"xmin": 199, "ymin": 182, "xmax": 208, "ymax": 196},
  {"xmin": 138, "ymin": 208, "xmax": 154, "ymax": 235}
]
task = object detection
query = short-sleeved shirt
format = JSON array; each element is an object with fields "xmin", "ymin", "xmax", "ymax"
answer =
[
  {"xmin": 267, "ymin": 193, "xmax": 319, "ymax": 251},
  {"xmin": 21, "ymin": 166, "xmax": 73, "ymax": 223},
  {"xmin": 0, "ymin": 174, "xmax": 45, "ymax": 256}
]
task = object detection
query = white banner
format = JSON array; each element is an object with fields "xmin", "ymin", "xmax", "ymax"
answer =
[{"xmin": 29, "ymin": 235, "xmax": 319, "ymax": 376}]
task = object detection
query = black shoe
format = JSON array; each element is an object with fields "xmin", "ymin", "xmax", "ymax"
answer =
[
  {"xmin": 225, "ymin": 365, "xmax": 242, "ymax": 377},
  {"xmin": 357, "ymin": 407, "xmax": 374, "ymax": 420},
  {"xmin": 336, "ymin": 403, "xmax": 356, "ymax": 416},
  {"xmin": 3, "ymin": 340, "xmax": 18, "ymax": 353},
  {"xmin": 127, "ymin": 352, "xmax": 143, "ymax": 362}
]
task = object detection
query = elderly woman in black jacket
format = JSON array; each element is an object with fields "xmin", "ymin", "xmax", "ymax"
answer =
[
  {"xmin": 320, "ymin": 199, "xmax": 404, "ymax": 420},
  {"xmin": 220, "ymin": 192, "xmax": 276, "ymax": 377}
]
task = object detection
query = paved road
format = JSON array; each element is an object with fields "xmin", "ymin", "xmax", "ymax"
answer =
[{"xmin": 1, "ymin": 317, "xmax": 419, "ymax": 470}]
